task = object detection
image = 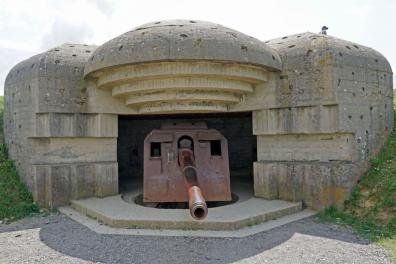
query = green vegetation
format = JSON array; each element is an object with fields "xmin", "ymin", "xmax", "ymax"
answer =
[
  {"xmin": 0, "ymin": 96, "xmax": 39, "ymax": 223},
  {"xmin": 319, "ymin": 90, "xmax": 396, "ymax": 261},
  {"xmin": 379, "ymin": 238, "xmax": 396, "ymax": 263},
  {"xmin": 0, "ymin": 145, "xmax": 39, "ymax": 222},
  {"xmin": 320, "ymin": 121, "xmax": 396, "ymax": 240},
  {"xmin": 319, "ymin": 205, "xmax": 395, "ymax": 240}
]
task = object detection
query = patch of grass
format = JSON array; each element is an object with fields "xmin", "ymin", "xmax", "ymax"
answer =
[
  {"xmin": 339, "ymin": 126, "xmax": 396, "ymax": 236},
  {"xmin": 0, "ymin": 96, "xmax": 39, "ymax": 222},
  {"xmin": 0, "ymin": 144, "xmax": 39, "ymax": 222},
  {"xmin": 379, "ymin": 238, "xmax": 396, "ymax": 263},
  {"xmin": 319, "ymin": 206, "xmax": 395, "ymax": 241},
  {"xmin": 319, "ymin": 90, "xmax": 396, "ymax": 260}
]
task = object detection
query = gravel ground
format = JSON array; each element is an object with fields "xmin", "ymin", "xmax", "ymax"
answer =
[{"xmin": 0, "ymin": 213, "xmax": 391, "ymax": 264}]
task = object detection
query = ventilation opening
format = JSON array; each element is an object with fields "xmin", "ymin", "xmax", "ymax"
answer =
[
  {"xmin": 210, "ymin": 140, "xmax": 222, "ymax": 156},
  {"xmin": 150, "ymin": 142, "xmax": 161, "ymax": 157},
  {"xmin": 178, "ymin": 136, "xmax": 194, "ymax": 150}
]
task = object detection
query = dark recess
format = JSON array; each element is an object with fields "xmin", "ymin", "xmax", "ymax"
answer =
[{"xmin": 117, "ymin": 112, "xmax": 256, "ymax": 191}]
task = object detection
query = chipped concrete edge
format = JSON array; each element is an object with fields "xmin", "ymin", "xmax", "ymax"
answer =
[{"xmin": 58, "ymin": 206, "xmax": 317, "ymax": 238}]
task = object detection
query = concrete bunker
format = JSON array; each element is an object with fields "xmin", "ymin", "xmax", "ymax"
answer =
[{"xmin": 4, "ymin": 20, "xmax": 393, "ymax": 220}]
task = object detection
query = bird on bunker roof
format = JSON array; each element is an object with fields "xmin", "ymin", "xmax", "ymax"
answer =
[{"xmin": 320, "ymin": 26, "xmax": 328, "ymax": 35}]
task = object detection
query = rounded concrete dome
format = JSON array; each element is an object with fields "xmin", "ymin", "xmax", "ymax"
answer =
[
  {"xmin": 266, "ymin": 32, "xmax": 392, "ymax": 72},
  {"xmin": 84, "ymin": 20, "xmax": 281, "ymax": 76}
]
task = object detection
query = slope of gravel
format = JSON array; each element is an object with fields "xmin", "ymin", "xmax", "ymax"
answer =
[{"xmin": 0, "ymin": 213, "xmax": 390, "ymax": 264}]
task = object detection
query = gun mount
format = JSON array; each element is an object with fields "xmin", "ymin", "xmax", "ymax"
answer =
[{"xmin": 143, "ymin": 122, "xmax": 232, "ymax": 220}]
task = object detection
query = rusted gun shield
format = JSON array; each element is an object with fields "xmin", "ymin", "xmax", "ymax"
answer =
[{"xmin": 143, "ymin": 123, "xmax": 231, "ymax": 203}]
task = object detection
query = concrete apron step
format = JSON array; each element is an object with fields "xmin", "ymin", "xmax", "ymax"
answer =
[
  {"xmin": 60, "ymin": 206, "xmax": 316, "ymax": 238},
  {"xmin": 69, "ymin": 195, "xmax": 305, "ymax": 231}
]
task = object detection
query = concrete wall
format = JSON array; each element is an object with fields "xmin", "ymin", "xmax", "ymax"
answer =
[
  {"xmin": 252, "ymin": 33, "xmax": 393, "ymax": 210},
  {"xmin": 4, "ymin": 44, "xmax": 120, "ymax": 208},
  {"xmin": 4, "ymin": 54, "xmax": 41, "ymax": 190}
]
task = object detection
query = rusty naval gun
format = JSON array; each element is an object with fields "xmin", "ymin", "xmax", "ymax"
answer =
[{"xmin": 143, "ymin": 122, "xmax": 232, "ymax": 220}]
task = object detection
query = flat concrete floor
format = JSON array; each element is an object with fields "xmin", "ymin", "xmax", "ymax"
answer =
[{"xmin": 69, "ymin": 179, "xmax": 304, "ymax": 232}]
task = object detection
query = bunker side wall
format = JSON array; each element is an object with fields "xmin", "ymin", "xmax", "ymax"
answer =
[
  {"xmin": 4, "ymin": 55, "xmax": 40, "ymax": 192},
  {"xmin": 32, "ymin": 44, "xmax": 119, "ymax": 208},
  {"xmin": 30, "ymin": 113, "xmax": 118, "ymax": 208},
  {"xmin": 254, "ymin": 33, "xmax": 393, "ymax": 210},
  {"xmin": 331, "ymin": 40, "xmax": 394, "ymax": 162},
  {"xmin": 5, "ymin": 44, "xmax": 120, "ymax": 208}
]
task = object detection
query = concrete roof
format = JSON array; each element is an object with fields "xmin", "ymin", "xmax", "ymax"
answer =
[
  {"xmin": 5, "ymin": 43, "xmax": 97, "ymax": 86},
  {"xmin": 84, "ymin": 20, "xmax": 282, "ymax": 77},
  {"xmin": 266, "ymin": 32, "xmax": 392, "ymax": 72}
]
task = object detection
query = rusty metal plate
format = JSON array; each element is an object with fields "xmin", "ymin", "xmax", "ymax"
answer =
[{"xmin": 143, "ymin": 123, "xmax": 231, "ymax": 202}]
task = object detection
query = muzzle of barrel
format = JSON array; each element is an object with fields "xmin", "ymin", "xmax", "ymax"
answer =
[{"xmin": 188, "ymin": 186, "xmax": 208, "ymax": 220}]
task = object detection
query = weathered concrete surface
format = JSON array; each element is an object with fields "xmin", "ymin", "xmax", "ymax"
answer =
[
  {"xmin": 70, "ymin": 183, "xmax": 302, "ymax": 230},
  {"xmin": 251, "ymin": 32, "xmax": 393, "ymax": 210},
  {"xmin": 84, "ymin": 20, "xmax": 281, "ymax": 76},
  {"xmin": 3, "ymin": 21, "xmax": 393, "ymax": 212},
  {"xmin": 85, "ymin": 61, "xmax": 276, "ymax": 114},
  {"xmin": 60, "ymin": 206, "xmax": 316, "ymax": 238},
  {"xmin": 254, "ymin": 161, "xmax": 359, "ymax": 210},
  {"xmin": 4, "ymin": 44, "xmax": 119, "ymax": 208}
]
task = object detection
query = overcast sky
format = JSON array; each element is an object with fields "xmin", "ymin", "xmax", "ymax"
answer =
[{"xmin": 0, "ymin": 0, "xmax": 395, "ymax": 94}]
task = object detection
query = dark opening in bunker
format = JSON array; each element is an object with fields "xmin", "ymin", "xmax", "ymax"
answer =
[
  {"xmin": 117, "ymin": 112, "xmax": 257, "ymax": 193},
  {"xmin": 210, "ymin": 140, "xmax": 222, "ymax": 156},
  {"xmin": 177, "ymin": 135, "xmax": 194, "ymax": 150},
  {"xmin": 150, "ymin": 142, "xmax": 161, "ymax": 157}
]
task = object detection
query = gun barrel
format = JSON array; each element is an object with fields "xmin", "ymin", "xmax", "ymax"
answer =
[{"xmin": 180, "ymin": 149, "xmax": 208, "ymax": 220}]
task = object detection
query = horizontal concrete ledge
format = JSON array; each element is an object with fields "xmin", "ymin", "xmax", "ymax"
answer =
[
  {"xmin": 28, "ymin": 136, "xmax": 117, "ymax": 139},
  {"xmin": 94, "ymin": 61, "xmax": 269, "ymax": 88},
  {"xmin": 69, "ymin": 194, "xmax": 303, "ymax": 231},
  {"xmin": 59, "ymin": 206, "xmax": 316, "ymax": 238},
  {"xmin": 254, "ymin": 160, "xmax": 354, "ymax": 165},
  {"xmin": 264, "ymin": 102, "xmax": 339, "ymax": 109},
  {"xmin": 30, "ymin": 161, "xmax": 117, "ymax": 166},
  {"xmin": 252, "ymin": 131, "xmax": 353, "ymax": 136}
]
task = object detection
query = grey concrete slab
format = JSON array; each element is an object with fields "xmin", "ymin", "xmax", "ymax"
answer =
[
  {"xmin": 59, "ymin": 206, "xmax": 316, "ymax": 238},
  {"xmin": 69, "ymin": 182, "xmax": 303, "ymax": 230}
]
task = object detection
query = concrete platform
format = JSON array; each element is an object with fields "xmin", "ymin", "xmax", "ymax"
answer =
[
  {"xmin": 59, "ymin": 206, "xmax": 316, "ymax": 238},
  {"xmin": 69, "ymin": 183, "xmax": 308, "ymax": 231}
]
